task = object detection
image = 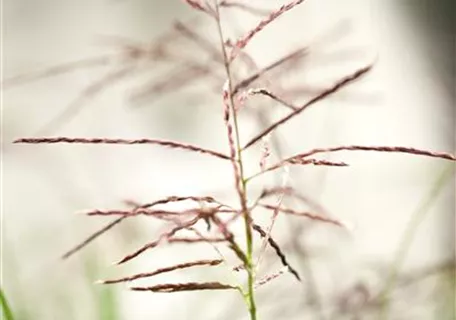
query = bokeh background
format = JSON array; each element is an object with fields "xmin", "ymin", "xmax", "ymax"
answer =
[{"xmin": 3, "ymin": 0, "xmax": 455, "ymax": 319}]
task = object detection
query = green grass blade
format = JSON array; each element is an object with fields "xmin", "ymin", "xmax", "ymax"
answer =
[
  {"xmin": 98, "ymin": 285, "xmax": 119, "ymax": 320},
  {"xmin": 0, "ymin": 288, "xmax": 15, "ymax": 320}
]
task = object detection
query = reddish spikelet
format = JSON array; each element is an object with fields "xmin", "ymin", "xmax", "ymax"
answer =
[
  {"xmin": 252, "ymin": 222, "xmax": 301, "ymax": 281},
  {"xmin": 230, "ymin": 0, "xmax": 306, "ymax": 60},
  {"xmin": 232, "ymin": 47, "xmax": 308, "ymax": 95},
  {"xmin": 136, "ymin": 195, "xmax": 219, "ymax": 209},
  {"xmin": 249, "ymin": 158, "xmax": 348, "ymax": 181},
  {"xmin": 116, "ymin": 215, "xmax": 201, "ymax": 265},
  {"xmin": 286, "ymin": 158, "xmax": 348, "ymax": 166},
  {"xmin": 14, "ymin": 137, "xmax": 231, "ymax": 160},
  {"xmin": 183, "ymin": 0, "xmax": 207, "ymax": 12},
  {"xmin": 99, "ymin": 259, "xmax": 223, "ymax": 284},
  {"xmin": 254, "ymin": 267, "xmax": 288, "ymax": 288},
  {"xmin": 62, "ymin": 216, "xmax": 127, "ymax": 260},
  {"xmin": 183, "ymin": 0, "xmax": 217, "ymax": 18},
  {"xmin": 219, "ymin": 1, "xmax": 271, "ymax": 16},
  {"xmin": 85, "ymin": 209, "xmax": 177, "ymax": 217},
  {"xmin": 249, "ymin": 88, "xmax": 298, "ymax": 111},
  {"xmin": 168, "ymin": 236, "xmax": 226, "ymax": 243},
  {"xmin": 184, "ymin": 0, "xmax": 206, "ymax": 12},
  {"xmin": 116, "ymin": 239, "xmax": 161, "ymax": 265},
  {"xmin": 130, "ymin": 281, "xmax": 236, "ymax": 292},
  {"xmin": 85, "ymin": 207, "xmax": 234, "ymax": 217},
  {"xmin": 260, "ymin": 203, "xmax": 344, "ymax": 227},
  {"xmin": 289, "ymin": 145, "xmax": 456, "ymax": 162},
  {"xmin": 243, "ymin": 64, "xmax": 373, "ymax": 150}
]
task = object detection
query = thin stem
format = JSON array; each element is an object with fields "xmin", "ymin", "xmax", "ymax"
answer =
[{"xmin": 213, "ymin": 3, "xmax": 257, "ymax": 319}]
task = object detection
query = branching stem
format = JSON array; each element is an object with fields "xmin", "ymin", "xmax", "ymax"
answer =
[{"xmin": 213, "ymin": 3, "xmax": 257, "ymax": 319}]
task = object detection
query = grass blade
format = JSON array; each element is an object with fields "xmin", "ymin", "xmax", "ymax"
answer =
[{"xmin": 0, "ymin": 288, "xmax": 15, "ymax": 320}]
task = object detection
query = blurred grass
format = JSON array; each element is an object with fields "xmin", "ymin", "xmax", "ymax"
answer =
[
  {"xmin": 1, "ymin": 288, "xmax": 15, "ymax": 320},
  {"xmin": 84, "ymin": 251, "xmax": 120, "ymax": 320},
  {"xmin": 380, "ymin": 163, "xmax": 455, "ymax": 319},
  {"xmin": 437, "ymin": 267, "xmax": 455, "ymax": 320},
  {"xmin": 2, "ymin": 240, "xmax": 32, "ymax": 320}
]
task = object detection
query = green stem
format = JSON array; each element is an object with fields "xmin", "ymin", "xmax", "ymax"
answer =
[{"xmin": 213, "ymin": 4, "xmax": 256, "ymax": 319}]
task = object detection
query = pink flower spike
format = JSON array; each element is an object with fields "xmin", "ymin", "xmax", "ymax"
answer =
[
  {"xmin": 183, "ymin": 0, "xmax": 217, "ymax": 18},
  {"xmin": 230, "ymin": 0, "xmax": 306, "ymax": 60}
]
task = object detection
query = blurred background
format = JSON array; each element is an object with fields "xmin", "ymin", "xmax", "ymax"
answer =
[{"xmin": 2, "ymin": 0, "xmax": 455, "ymax": 319}]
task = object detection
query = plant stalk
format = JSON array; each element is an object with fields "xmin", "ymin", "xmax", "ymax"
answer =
[{"xmin": 213, "ymin": 4, "xmax": 257, "ymax": 319}]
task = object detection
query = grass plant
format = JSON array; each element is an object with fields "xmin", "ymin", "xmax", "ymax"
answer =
[{"xmin": 6, "ymin": 1, "xmax": 456, "ymax": 319}]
